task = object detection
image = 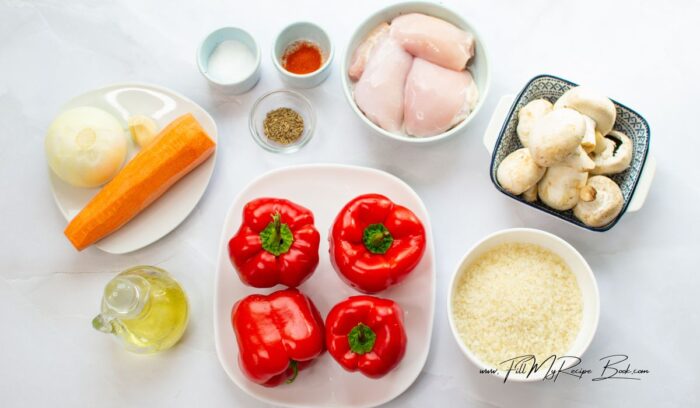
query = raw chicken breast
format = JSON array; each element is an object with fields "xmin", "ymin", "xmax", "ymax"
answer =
[
  {"xmin": 390, "ymin": 13, "xmax": 475, "ymax": 71},
  {"xmin": 348, "ymin": 22, "xmax": 390, "ymax": 81},
  {"xmin": 404, "ymin": 58, "xmax": 479, "ymax": 137},
  {"xmin": 353, "ymin": 36, "xmax": 413, "ymax": 132}
]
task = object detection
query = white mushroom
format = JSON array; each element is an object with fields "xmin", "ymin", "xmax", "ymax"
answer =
[
  {"xmin": 516, "ymin": 99, "xmax": 553, "ymax": 147},
  {"xmin": 528, "ymin": 108, "xmax": 586, "ymax": 167},
  {"xmin": 593, "ymin": 128, "xmax": 606, "ymax": 155},
  {"xmin": 574, "ymin": 176, "xmax": 623, "ymax": 227},
  {"xmin": 590, "ymin": 130, "xmax": 633, "ymax": 175},
  {"xmin": 579, "ymin": 184, "xmax": 597, "ymax": 202},
  {"xmin": 581, "ymin": 115, "xmax": 597, "ymax": 153},
  {"xmin": 497, "ymin": 148, "xmax": 546, "ymax": 195},
  {"xmin": 560, "ymin": 145, "xmax": 595, "ymax": 172},
  {"xmin": 554, "ymin": 86, "xmax": 617, "ymax": 136},
  {"xmin": 537, "ymin": 165, "xmax": 588, "ymax": 211},
  {"xmin": 522, "ymin": 184, "xmax": 538, "ymax": 202}
]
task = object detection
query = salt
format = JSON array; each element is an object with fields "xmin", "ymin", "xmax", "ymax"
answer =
[{"xmin": 207, "ymin": 40, "xmax": 256, "ymax": 83}]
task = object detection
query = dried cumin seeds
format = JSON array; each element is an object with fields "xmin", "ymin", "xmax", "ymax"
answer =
[{"xmin": 263, "ymin": 108, "xmax": 304, "ymax": 144}]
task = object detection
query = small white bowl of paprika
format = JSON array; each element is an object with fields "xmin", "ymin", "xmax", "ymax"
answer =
[{"xmin": 272, "ymin": 21, "xmax": 334, "ymax": 88}]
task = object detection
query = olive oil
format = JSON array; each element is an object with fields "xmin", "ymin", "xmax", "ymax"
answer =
[{"xmin": 92, "ymin": 266, "xmax": 189, "ymax": 353}]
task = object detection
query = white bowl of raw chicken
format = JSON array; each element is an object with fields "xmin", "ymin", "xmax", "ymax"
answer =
[{"xmin": 342, "ymin": 1, "xmax": 490, "ymax": 143}]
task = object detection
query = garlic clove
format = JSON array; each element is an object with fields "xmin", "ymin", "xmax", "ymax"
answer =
[{"xmin": 128, "ymin": 115, "xmax": 159, "ymax": 148}]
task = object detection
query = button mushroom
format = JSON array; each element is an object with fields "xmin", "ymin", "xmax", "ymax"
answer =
[
  {"xmin": 496, "ymin": 148, "xmax": 546, "ymax": 195},
  {"xmin": 561, "ymin": 145, "xmax": 595, "ymax": 172},
  {"xmin": 537, "ymin": 165, "xmax": 588, "ymax": 211},
  {"xmin": 522, "ymin": 184, "xmax": 538, "ymax": 202},
  {"xmin": 581, "ymin": 115, "xmax": 597, "ymax": 153},
  {"xmin": 516, "ymin": 99, "xmax": 553, "ymax": 147},
  {"xmin": 554, "ymin": 86, "xmax": 617, "ymax": 136},
  {"xmin": 590, "ymin": 130, "xmax": 633, "ymax": 175},
  {"xmin": 574, "ymin": 175, "xmax": 623, "ymax": 227},
  {"xmin": 593, "ymin": 127, "xmax": 606, "ymax": 155},
  {"xmin": 528, "ymin": 108, "xmax": 586, "ymax": 167}
]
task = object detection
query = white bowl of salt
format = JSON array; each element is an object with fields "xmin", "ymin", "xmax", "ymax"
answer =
[{"xmin": 197, "ymin": 27, "xmax": 261, "ymax": 94}]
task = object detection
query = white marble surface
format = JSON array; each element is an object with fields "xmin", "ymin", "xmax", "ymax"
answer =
[{"xmin": 1, "ymin": 0, "xmax": 698, "ymax": 406}]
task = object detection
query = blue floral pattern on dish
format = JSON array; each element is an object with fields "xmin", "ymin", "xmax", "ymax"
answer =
[{"xmin": 489, "ymin": 74, "xmax": 650, "ymax": 231}]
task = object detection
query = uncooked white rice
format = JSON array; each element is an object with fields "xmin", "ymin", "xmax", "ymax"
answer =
[{"xmin": 452, "ymin": 243, "xmax": 583, "ymax": 368}]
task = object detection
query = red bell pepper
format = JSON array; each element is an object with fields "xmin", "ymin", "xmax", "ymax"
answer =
[
  {"xmin": 231, "ymin": 288, "xmax": 325, "ymax": 387},
  {"xmin": 329, "ymin": 193, "xmax": 426, "ymax": 293},
  {"xmin": 325, "ymin": 295, "xmax": 407, "ymax": 378},
  {"xmin": 228, "ymin": 198, "xmax": 320, "ymax": 288}
]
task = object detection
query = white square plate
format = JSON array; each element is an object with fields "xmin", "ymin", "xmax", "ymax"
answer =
[{"xmin": 214, "ymin": 164, "xmax": 435, "ymax": 408}]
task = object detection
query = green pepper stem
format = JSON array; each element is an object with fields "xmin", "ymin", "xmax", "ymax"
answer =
[
  {"xmin": 362, "ymin": 224, "xmax": 394, "ymax": 254},
  {"xmin": 271, "ymin": 213, "xmax": 282, "ymax": 245},
  {"xmin": 368, "ymin": 230, "xmax": 389, "ymax": 247},
  {"xmin": 347, "ymin": 323, "xmax": 377, "ymax": 355},
  {"xmin": 285, "ymin": 360, "xmax": 299, "ymax": 384},
  {"xmin": 260, "ymin": 212, "xmax": 294, "ymax": 256}
]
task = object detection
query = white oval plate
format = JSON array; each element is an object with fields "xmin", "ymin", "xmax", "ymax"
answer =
[
  {"xmin": 49, "ymin": 83, "xmax": 217, "ymax": 254},
  {"xmin": 214, "ymin": 164, "xmax": 435, "ymax": 408}
]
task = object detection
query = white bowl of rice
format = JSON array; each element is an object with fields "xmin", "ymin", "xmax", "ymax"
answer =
[{"xmin": 447, "ymin": 228, "xmax": 599, "ymax": 382}]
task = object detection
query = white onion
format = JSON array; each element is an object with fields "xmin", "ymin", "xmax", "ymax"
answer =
[{"xmin": 45, "ymin": 107, "xmax": 127, "ymax": 188}]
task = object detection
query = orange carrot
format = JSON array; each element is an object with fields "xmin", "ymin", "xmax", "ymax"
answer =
[{"xmin": 64, "ymin": 113, "xmax": 216, "ymax": 251}]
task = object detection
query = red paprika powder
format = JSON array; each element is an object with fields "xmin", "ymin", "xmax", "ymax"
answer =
[{"xmin": 282, "ymin": 41, "xmax": 323, "ymax": 74}]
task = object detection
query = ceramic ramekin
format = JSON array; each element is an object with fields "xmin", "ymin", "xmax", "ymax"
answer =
[
  {"xmin": 197, "ymin": 27, "xmax": 261, "ymax": 94},
  {"xmin": 342, "ymin": 1, "xmax": 491, "ymax": 144},
  {"xmin": 447, "ymin": 228, "xmax": 600, "ymax": 382},
  {"xmin": 272, "ymin": 22, "xmax": 334, "ymax": 89}
]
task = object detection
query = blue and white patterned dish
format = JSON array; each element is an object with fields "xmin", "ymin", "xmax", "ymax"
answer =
[{"xmin": 487, "ymin": 74, "xmax": 651, "ymax": 231}]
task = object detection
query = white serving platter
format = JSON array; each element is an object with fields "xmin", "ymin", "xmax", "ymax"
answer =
[
  {"xmin": 213, "ymin": 164, "xmax": 435, "ymax": 408},
  {"xmin": 49, "ymin": 83, "xmax": 217, "ymax": 254}
]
